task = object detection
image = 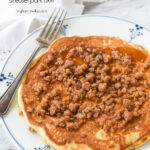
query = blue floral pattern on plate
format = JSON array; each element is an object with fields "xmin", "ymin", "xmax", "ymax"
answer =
[
  {"xmin": 129, "ymin": 24, "xmax": 143, "ymax": 42},
  {"xmin": 60, "ymin": 24, "xmax": 68, "ymax": 36},
  {"xmin": 34, "ymin": 145, "xmax": 53, "ymax": 150},
  {"xmin": 0, "ymin": 72, "xmax": 14, "ymax": 86}
]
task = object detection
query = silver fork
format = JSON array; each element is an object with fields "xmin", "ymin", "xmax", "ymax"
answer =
[{"xmin": 0, "ymin": 8, "xmax": 67, "ymax": 115}]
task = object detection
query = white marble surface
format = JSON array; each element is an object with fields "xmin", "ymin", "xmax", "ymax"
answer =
[{"xmin": 1, "ymin": 0, "xmax": 150, "ymax": 149}]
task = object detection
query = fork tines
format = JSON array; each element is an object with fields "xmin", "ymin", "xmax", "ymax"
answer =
[{"xmin": 37, "ymin": 8, "xmax": 67, "ymax": 45}]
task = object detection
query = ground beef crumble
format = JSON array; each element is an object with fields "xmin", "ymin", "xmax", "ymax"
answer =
[{"xmin": 24, "ymin": 45, "xmax": 150, "ymax": 133}]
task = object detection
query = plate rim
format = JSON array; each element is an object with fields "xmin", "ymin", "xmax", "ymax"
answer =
[{"xmin": 1, "ymin": 14, "xmax": 150, "ymax": 150}]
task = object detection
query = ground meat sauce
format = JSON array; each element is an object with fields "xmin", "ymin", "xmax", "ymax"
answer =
[{"xmin": 22, "ymin": 36, "xmax": 150, "ymax": 133}]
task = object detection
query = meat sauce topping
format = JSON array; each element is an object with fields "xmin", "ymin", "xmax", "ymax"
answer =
[{"xmin": 23, "ymin": 44, "xmax": 150, "ymax": 132}]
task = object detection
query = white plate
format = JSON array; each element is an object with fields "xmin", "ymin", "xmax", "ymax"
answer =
[{"xmin": 1, "ymin": 15, "xmax": 150, "ymax": 150}]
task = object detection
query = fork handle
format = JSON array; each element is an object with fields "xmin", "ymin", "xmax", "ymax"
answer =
[{"xmin": 0, "ymin": 45, "xmax": 43, "ymax": 115}]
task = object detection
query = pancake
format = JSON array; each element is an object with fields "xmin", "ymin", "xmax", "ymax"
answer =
[{"xmin": 18, "ymin": 36, "xmax": 150, "ymax": 150}]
